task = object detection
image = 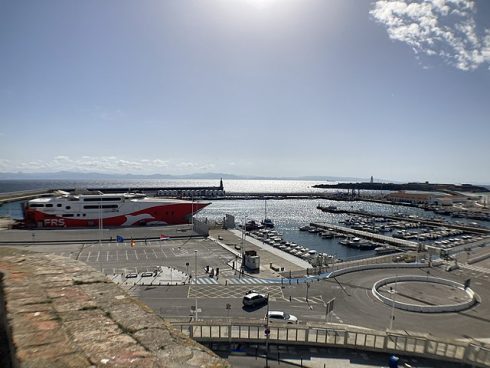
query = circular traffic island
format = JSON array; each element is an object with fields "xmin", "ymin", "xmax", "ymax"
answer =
[{"xmin": 372, "ymin": 275, "xmax": 479, "ymax": 313}]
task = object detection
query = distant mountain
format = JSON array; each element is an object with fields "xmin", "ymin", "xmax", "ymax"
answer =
[{"xmin": 0, "ymin": 171, "xmax": 372, "ymax": 182}]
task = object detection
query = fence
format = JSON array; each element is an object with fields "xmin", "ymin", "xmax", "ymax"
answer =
[{"xmin": 172, "ymin": 322, "xmax": 490, "ymax": 367}]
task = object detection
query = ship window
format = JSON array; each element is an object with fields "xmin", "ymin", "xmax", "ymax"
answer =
[
  {"xmin": 83, "ymin": 197, "xmax": 122, "ymax": 202},
  {"xmin": 45, "ymin": 204, "xmax": 53, "ymax": 207},
  {"xmin": 57, "ymin": 204, "xmax": 62, "ymax": 207},
  {"xmin": 66, "ymin": 206, "xmax": 71, "ymax": 210},
  {"xmin": 76, "ymin": 214, "xmax": 80, "ymax": 217},
  {"xmin": 30, "ymin": 204, "xmax": 44, "ymax": 208},
  {"xmin": 83, "ymin": 204, "xmax": 119, "ymax": 209},
  {"xmin": 62, "ymin": 214, "xmax": 74, "ymax": 217},
  {"xmin": 83, "ymin": 214, "xmax": 86, "ymax": 217}
]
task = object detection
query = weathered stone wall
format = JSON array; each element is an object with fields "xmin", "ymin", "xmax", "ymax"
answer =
[{"xmin": 0, "ymin": 248, "xmax": 230, "ymax": 368}]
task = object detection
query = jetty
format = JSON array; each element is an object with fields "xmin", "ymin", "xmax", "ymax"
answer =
[
  {"xmin": 317, "ymin": 205, "xmax": 490, "ymax": 235},
  {"xmin": 0, "ymin": 189, "xmax": 52, "ymax": 205},
  {"xmin": 310, "ymin": 222, "xmax": 420, "ymax": 250}
]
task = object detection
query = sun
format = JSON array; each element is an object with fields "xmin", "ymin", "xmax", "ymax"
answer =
[{"xmin": 244, "ymin": 0, "xmax": 280, "ymax": 9}]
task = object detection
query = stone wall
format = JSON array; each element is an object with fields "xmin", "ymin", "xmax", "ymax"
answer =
[{"xmin": 0, "ymin": 248, "xmax": 230, "ymax": 368}]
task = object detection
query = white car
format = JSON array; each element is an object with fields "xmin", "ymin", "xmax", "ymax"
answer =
[{"xmin": 266, "ymin": 311, "xmax": 298, "ymax": 324}]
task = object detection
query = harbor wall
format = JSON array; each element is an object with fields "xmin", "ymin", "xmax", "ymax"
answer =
[{"xmin": 0, "ymin": 248, "xmax": 229, "ymax": 368}]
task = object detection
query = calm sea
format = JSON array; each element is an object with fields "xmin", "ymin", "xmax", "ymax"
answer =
[
  {"xmin": 0, "ymin": 179, "xmax": 329, "ymax": 193},
  {"xmin": 1, "ymin": 179, "xmax": 487, "ymax": 261}
]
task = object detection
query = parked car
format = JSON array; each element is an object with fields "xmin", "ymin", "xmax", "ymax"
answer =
[
  {"xmin": 242, "ymin": 292, "xmax": 268, "ymax": 307},
  {"xmin": 125, "ymin": 273, "xmax": 138, "ymax": 278},
  {"xmin": 266, "ymin": 311, "xmax": 298, "ymax": 324}
]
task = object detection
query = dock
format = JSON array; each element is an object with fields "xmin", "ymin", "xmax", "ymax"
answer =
[
  {"xmin": 311, "ymin": 222, "xmax": 420, "ymax": 250},
  {"xmin": 0, "ymin": 189, "xmax": 52, "ymax": 205},
  {"xmin": 317, "ymin": 206, "xmax": 490, "ymax": 235}
]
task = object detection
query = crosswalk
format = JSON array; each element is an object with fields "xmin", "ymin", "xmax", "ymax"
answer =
[
  {"xmin": 459, "ymin": 264, "xmax": 490, "ymax": 274},
  {"xmin": 286, "ymin": 296, "xmax": 325, "ymax": 305},
  {"xmin": 192, "ymin": 277, "xmax": 283, "ymax": 285},
  {"xmin": 228, "ymin": 277, "xmax": 281, "ymax": 285},
  {"xmin": 193, "ymin": 277, "xmax": 219, "ymax": 285}
]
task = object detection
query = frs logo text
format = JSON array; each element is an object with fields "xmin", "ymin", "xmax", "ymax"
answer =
[{"xmin": 44, "ymin": 219, "xmax": 65, "ymax": 227}]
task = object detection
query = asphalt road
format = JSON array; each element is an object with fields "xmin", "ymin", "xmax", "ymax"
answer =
[{"xmin": 3, "ymin": 232, "xmax": 489, "ymax": 341}]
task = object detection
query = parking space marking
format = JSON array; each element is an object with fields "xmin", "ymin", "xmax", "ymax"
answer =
[{"xmin": 134, "ymin": 249, "xmax": 139, "ymax": 260}]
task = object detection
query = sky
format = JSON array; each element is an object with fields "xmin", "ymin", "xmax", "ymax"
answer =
[{"xmin": 0, "ymin": 0, "xmax": 489, "ymax": 183}]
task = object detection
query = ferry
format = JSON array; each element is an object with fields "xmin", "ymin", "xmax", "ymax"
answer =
[{"xmin": 23, "ymin": 191, "xmax": 209, "ymax": 228}]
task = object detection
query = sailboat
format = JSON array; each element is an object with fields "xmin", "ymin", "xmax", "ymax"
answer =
[{"xmin": 261, "ymin": 199, "xmax": 275, "ymax": 228}]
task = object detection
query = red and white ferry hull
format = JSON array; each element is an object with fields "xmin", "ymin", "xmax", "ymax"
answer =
[{"xmin": 24, "ymin": 193, "xmax": 209, "ymax": 228}]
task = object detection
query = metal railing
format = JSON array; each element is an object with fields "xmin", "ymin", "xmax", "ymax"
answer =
[{"xmin": 172, "ymin": 322, "xmax": 490, "ymax": 367}]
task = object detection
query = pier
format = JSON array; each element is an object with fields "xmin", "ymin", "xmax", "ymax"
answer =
[
  {"xmin": 310, "ymin": 222, "xmax": 420, "ymax": 250},
  {"xmin": 317, "ymin": 206, "xmax": 490, "ymax": 235},
  {"xmin": 0, "ymin": 189, "xmax": 52, "ymax": 205}
]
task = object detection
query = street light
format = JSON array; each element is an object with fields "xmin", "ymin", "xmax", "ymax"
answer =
[
  {"xmin": 240, "ymin": 216, "xmax": 247, "ymax": 278},
  {"xmin": 99, "ymin": 198, "xmax": 103, "ymax": 246},
  {"xmin": 265, "ymin": 293, "xmax": 270, "ymax": 368},
  {"xmin": 389, "ymin": 285, "xmax": 396, "ymax": 330},
  {"xmin": 194, "ymin": 250, "xmax": 198, "ymax": 321}
]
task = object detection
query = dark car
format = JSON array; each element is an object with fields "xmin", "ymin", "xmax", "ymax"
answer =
[{"xmin": 243, "ymin": 292, "xmax": 268, "ymax": 307}]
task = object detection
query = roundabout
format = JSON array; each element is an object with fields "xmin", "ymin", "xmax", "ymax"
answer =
[{"xmin": 372, "ymin": 275, "xmax": 479, "ymax": 313}]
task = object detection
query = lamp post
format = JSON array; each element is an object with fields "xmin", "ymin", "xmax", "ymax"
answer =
[
  {"xmin": 194, "ymin": 250, "xmax": 198, "ymax": 321},
  {"xmin": 389, "ymin": 285, "xmax": 396, "ymax": 330},
  {"xmin": 240, "ymin": 216, "xmax": 247, "ymax": 278},
  {"xmin": 99, "ymin": 198, "xmax": 103, "ymax": 246},
  {"xmin": 191, "ymin": 196, "xmax": 194, "ymax": 231},
  {"xmin": 265, "ymin": 293, "xmax": 270, "ymax": 368}
]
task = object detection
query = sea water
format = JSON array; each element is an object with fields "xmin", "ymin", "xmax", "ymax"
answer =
[{"xmin": 1, "ymin": 179, "xmax": 487, "ymax": 261}]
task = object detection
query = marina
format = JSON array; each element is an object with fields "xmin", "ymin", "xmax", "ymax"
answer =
[{"xmin": 1, "ymin": 180, "xmax": 489, "ymax": 263}]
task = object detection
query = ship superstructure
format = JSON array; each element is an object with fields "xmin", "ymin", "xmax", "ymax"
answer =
[{"xmin": 24, "ymin": 191, "xmax": 209, "ymax": 228}]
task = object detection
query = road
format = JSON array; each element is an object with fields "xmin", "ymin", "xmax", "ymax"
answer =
[{"xmin": 3, "ymin": 233, "xmax": 490, "ymax": 341}]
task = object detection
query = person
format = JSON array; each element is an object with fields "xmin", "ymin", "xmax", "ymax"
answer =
[{"xmin": 389, "ymin": 355, "xmax": 399, "ymax": 368}]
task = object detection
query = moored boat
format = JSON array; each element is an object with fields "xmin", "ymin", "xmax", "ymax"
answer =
[{"xmin": 24, "ymin": 191, "xmax": 209, "ymax": 228}]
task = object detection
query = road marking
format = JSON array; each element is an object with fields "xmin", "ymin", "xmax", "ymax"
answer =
[
  {"xmin": 116, "ymin": 250, "xmax": 119, "ymax": 262},
  {"xmin": 134, "ymin": 249, "xmax": 139, "ymax": 260},
  {"xmin": 106, "ymin": 251, "xmax": 109, "ymax": 262},
  {"xmin": 125, "ymin": 250, "xmax": 129, "ymax": 261},
  {"xmin": 152, "ymin": 249, "xmax": 158, "ymax": 258},
  {"xmin": 87, "ymin": 251, "xmax": 91, "ymax": 261}
]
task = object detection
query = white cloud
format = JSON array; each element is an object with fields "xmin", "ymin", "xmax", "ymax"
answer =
[
  {"xmin": 2, "ymin": 156, "xmax": 214, "ymax": 174},
  {"xmin": 370, "ymin": 0, "xmax": 490, "ymax": 71}
]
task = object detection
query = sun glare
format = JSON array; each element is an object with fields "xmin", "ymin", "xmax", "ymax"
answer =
[{"xmin": 244, "ymin": 0, "xmax": 280, "ymax": 10}]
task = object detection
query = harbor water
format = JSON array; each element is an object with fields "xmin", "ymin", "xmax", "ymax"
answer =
[{"xmin": 1, "ymin": 179, "xmax": 488, "ymax": 261}]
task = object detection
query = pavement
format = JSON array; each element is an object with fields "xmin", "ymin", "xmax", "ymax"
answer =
[
  {"xmin": 2, "ymin": 226, "xmax": 490, "ymax": 346},
  {"xmin": 209, "ymin": 228, "xmax": 308, "ymax": 279}
]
